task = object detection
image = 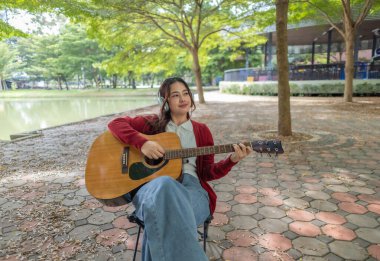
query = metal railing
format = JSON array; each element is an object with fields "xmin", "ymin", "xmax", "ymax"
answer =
[{"xmin": 224, "ymin": 63, "xmax": 380, "ymax": 82}]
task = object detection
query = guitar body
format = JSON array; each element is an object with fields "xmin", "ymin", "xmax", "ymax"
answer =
[{"xmin": 85, "ymin": 131, "xmax": 182, "ymax": 205}]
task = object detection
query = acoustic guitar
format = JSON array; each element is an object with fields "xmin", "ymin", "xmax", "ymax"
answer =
[{"xmin": 85, "ymin": 131, "xmax": 284, "ymax": 206}]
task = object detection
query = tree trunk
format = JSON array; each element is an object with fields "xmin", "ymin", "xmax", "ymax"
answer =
[
  {"xmin": 93, "ymin": 69, "xmax": 100, "ymax": 89},
  {"xmin": 0, "ymin": 77, "xmax": 4, "ymax": 91},
  {"xmin": 112, "ymin": 74, "xmax": 117, "ymax": 88},
  {"xmin": 151, "ymin": 74, "xmax": 155, "ymax": 88},
  {"xmin": 276, "ymin": 0, "xmax": 292, "ymax": 136},
  {"xmin": 99, "ymin": 73, "xmax": 104, "ymax": 88},
  {"xmin": 58, "ymin": 77, "xmax": 62, "ymax": 90},
  {"xmin": 132, "ymin": 78, "xmax": 136, "ymax": 89},
  {"xmin": 191, "ymin": 48, "xmax": 205, "ymax": 104},
  {"xmin": 344, "ymin": 26, "xmax": 355, "ymax": 102},
  {"xmin": 64, "ymin": 78, "xmax": 69, "ymax": 90},
  {"xmin": 128, "ymin": 71, "xmax": 133, "ymax": 88}
]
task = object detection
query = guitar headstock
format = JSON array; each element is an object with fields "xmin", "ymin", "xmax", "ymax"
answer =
[{"xmin": 251, "ymin": 140, "xmax": 284, "ymax": 155}]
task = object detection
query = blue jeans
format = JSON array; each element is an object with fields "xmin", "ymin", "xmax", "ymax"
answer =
[{"xmin": 132, "ymin": 174, "xmax": 210, "ymax": 261}]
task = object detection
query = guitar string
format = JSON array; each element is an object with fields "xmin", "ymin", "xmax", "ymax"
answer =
[{"xmin": 163, "ymin": 140, "xmax": 282, "ymax": 159}]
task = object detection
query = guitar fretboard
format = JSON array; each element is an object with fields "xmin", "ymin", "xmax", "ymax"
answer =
[{"xmin": 164, "ymin": 142, "xmax": 252, "ymax": 159}]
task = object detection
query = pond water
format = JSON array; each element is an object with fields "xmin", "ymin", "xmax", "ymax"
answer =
[{"xmin": 0, "ymin": 96, "xmax": 156, "ymax": 141}]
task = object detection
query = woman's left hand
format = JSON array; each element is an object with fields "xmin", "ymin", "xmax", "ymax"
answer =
[{"xmin": 230, "ymin": 143, "xmax": 253, "ymax": 163}]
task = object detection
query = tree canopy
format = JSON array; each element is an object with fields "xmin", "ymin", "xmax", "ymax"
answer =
[
  {"xmin": 68, "ymin": 0, "xmax": 265, "ymax": 102},
  {"xmin": 14, "ymin": 24, "xmax": 110, "ymax": 89},
  {"xmin": 299, "ymin": 0, "xmax": 380, "ymax": 102}
]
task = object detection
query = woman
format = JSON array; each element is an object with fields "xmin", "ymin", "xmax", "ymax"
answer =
[{"xmin": 108, "ymin": 77, "xmax": 252, "ymax": 261}]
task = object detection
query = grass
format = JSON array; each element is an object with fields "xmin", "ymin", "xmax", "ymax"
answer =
[
  {"xmin": 0, "ymin": 86, "xmax": 219, "ymax": 98},
  {"xmin": 0, "ymin": 88, "xmax": 159, "ymax": 98}
]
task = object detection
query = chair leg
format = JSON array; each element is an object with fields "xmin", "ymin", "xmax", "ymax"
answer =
[
  {"xmin": 133, "ymin": 225, "xmax": 142, "ymax": 261},
  {"xmin": 203, "ymin": 227, "xmax": 207, "ymax": 251},
  {"xmin": 203, "ymin": 219, "xmax": 210, "ymax": 252}
]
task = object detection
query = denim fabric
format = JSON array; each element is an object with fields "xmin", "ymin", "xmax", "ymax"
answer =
[{"xmin": 133, "ymin": 174, "xmax": 210, "ymax": 261}]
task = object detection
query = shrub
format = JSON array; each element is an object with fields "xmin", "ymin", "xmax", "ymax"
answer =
[{"xmin": 220, "ymin": 80, "xmax": 380, "ymax": 96}]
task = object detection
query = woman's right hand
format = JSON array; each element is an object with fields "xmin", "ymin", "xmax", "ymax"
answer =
[{"xmin": 141, "ymin": 141, "xmax": 165, "ymax": 159}]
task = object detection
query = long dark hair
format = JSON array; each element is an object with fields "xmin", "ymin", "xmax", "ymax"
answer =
[{"xmin": 151, "ymin": 77, "xmax": 196, "ymax": 133}]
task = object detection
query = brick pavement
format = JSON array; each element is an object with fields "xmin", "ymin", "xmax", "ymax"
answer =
[{"xmin": 0, "ymin": 92, "xmax": 379, "ymax": 260}]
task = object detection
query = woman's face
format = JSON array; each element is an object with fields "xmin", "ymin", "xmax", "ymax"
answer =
[{"xmin": 167, "ymin": 81, "xmax": 191, "ymax": 117}]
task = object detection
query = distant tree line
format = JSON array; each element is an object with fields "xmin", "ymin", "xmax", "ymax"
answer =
[
  {"xmin": 1, "ymin": 23, "xmax": 263, "ymax": 90},
  {"xmin": 1, "ymin": 0, "xmax": 379, "ymax": 136}
]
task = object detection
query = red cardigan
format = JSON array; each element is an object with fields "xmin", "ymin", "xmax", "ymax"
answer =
[{"xmin": 108, "ymin": 115, "xmax": 237, "ymax": 214}]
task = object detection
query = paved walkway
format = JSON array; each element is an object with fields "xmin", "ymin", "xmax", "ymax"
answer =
[{"xmin": 0, "ymin": 92, "xmax": 380, "ymax": 260}]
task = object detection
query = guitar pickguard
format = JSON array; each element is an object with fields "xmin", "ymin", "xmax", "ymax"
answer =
[{"xmin": 129, "ymin": 161, "xmax": 169, "ymax": 180}]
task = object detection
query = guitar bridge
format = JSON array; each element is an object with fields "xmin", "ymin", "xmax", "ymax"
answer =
[{"xmin": 121, "ymin": 147, "xmax": 129, "ymax": 174}]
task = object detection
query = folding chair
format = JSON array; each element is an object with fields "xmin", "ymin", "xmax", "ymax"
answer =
[{"xmin": 127, "ymin": 211, "xmax": 213, "ymax": 261}]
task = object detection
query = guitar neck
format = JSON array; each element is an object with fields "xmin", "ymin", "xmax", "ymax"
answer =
[{"xmin": 164, "ymin": 142, "xmax": 252, "ymax": 159}]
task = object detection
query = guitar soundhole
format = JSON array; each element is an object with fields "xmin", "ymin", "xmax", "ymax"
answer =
[{"xmin": 144, "ymin": 157, "xmax": 164, "ymax": 167}]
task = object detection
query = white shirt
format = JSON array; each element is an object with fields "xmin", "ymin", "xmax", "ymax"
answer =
[{"xmin": 166, "ymin": 120, "xmax": 198, "ymax": 179}]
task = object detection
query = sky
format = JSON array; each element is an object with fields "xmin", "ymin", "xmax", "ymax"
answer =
[{"xmin": 4, "ymin": 10, "xmax": 65, "ymax": 35}]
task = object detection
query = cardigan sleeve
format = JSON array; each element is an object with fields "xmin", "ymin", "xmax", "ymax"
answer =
[
  {"xmin": 107, "ymin": 115, "xmax": 154, "ymax": 150},
  {"xmin": 198, "ymin": 124, "xmax": 237, "ymax": 181}
]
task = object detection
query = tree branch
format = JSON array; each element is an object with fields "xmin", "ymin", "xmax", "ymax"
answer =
[
  {"xmin": 340, "ymin": 0, "xmax": 353, "ymax": 25},
  {"xmin": 354, "ymin": 0, "xmax": 374, "ymax": 29},
  {"xmin": 198, "ymin": 27, "xmax": 244, "ymax": 48},
  {"xmin": 147, "ymin": 16, "xmax": 192, "ymax": 50},
  {"xmin": 180, "ymin": 1, "xmax": 188, "ymax": 42},
  {"xmin": 129, "ymin": 7, "xmax": 182, "ymax": 24},
  {"xmin": 178, "ymin": 0, "xmax": 193, "ymax": 45},
  {"xmin": 174, "ymin": 20, "xmax": 189, "ymax": 44},
  {"xmin": 199, "ymin": 0, "xmax": 227, "ymax": 22},
  {"xmin": 305, "ymin": 0, "xmax": 345, "ymax": 38},
  {"xmin": 195, "ymin": 0, "xmax": 203, "ymax": 47}
]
